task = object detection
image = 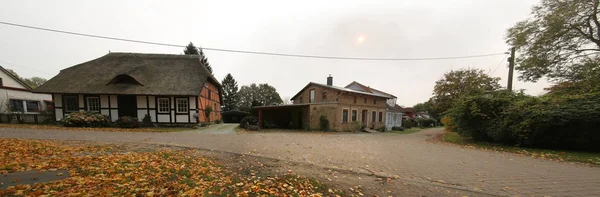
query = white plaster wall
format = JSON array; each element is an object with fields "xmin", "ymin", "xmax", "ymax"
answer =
[
  {"xmin": 157, "ymin": 114, "xmax": 169, "ymax": 123},
  {"xmin": 148, "ymin": 96, "xmax": 155, "ymax": 108},
  {"xmin": 100, "ymin": 95, "xmax": 109, "ymax": 108},
  {"xmin": 110, "ymin": 109, "xmax": 118, "ymax": 121},
  {"xmin": 137, "ymin": 96, "xmax": 147, "ymax": 108},
  {"xmin": 176, "ymin": 115, "xmax": 188, "ymax": 123},
  {"xmin": 54, "ymin": 94, "xmax": 62, "ymax": 107},
  {"xmin": 55, "ymin": 108, "xmax": 63, "ymax": 121},
  {"xmin": 109, "ymin": 95, "xmax": 117, "ymax": 108}
]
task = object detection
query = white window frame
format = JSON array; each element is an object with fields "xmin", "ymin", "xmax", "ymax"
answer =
[
  {"xmin": 157, "ymin": 98, "xmax": 170, "ymax": 113},
  {"xmin": 86, "ymin": 97, "xmax": 100, "ymax": 112},
  {"xmin": 351, "ymin": 109, "xmax": 358, "ymax": 122},
  {"xmin": 342, "ymin": 108, "xmax": 349, "ymax": 123},
  {"xmin": 176, "ymin": 98, "xmax": 188, "ymax": 113},
  {"xmin": 309, "ymin": 89, "xmax": 315, "ymax": 103}
]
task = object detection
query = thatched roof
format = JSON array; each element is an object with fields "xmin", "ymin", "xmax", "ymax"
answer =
[{"xmin": 34, "ymin": 53, "xmax": 220, "ymax": 96}]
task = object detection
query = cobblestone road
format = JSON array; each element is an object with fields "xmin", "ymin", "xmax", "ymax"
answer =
[{"xmin": 1, "ymin": 126, "xmax": 599, "ymax": 196}]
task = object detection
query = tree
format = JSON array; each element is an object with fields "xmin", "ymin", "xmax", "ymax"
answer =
[
  {"xmin": 183, "ymin": 42, "xmax": 213, "ymax": 74},
  {"xmin": 5, "ymin": 69, "xmax": 47, "ymax": 88},
  {"xmin": 506, "ymin": 0, "xmax": 600, "ymax": 83},
  {"xmin": 413, "ymin": 99, "xmax": 441, "ymax": 122},
  {"xmin": 183, "ymin": 42, "xmax": 200, "ymax": 55},
  {"xmin": 237, "ymin": 83, "xmax": 283, "ymax": 111},
  {"xmin": 221, "ymin": 73, "xmax": 239, "ymax": 111},
  {"xmin": 432, "ymin": 68, "xmax": 501, "ymax": 113},
  {"xmin": 23, "ymin": 77, "xmax": 47, "ymax": 88}
]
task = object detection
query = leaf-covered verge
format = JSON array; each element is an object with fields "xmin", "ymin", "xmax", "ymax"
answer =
[
  {"xmin": 0, "ymin": 139, "xmax": 342, "ymax": 196},
  {"xmin": 0, "ymin": 124, "xmax": 191, "ymax": 133},
  {"xmin": 443, "ymin": 132, "xmax": 600, "ymax": 165}
]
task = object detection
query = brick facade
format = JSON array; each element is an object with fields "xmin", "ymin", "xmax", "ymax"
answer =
[
  {"xmin": 198, "ymin": 81, "xmax": 221, "ymax": 122},
  {"xmin": 292, "ymin": 84, "xmax": 387, "ymax": 131}
]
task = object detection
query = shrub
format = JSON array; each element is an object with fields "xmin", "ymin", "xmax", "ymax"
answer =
[
  {"xmin": 142, "ymin": 114, "xmax": 153, "ymax": 127},
  {"xmin": 352, "ymin": 121, "xmax": 363, "ymax": 132},
  {"xmin": 319, "ymin": 115, "xmax": 330, "ymax": 131},
  {"xmin": 441, "ymin": 116, "xmax": 455, "ymax": 132},
  {"xmin": 116, "ymin": 116, "xmax": 140, "ymax": 128},
  {"xmin": 214, "ymin": 119, "xmax": 221, "ymax": 124},
  {"xmin": 402, "ymin": 119, "xmax": 413, "ymax": 128},
  {"xmin": 417, "ymin": 118, "xmax": 436, "ymax": 128},
  {"xmin": 62, "ymin": 112, "xmax": 110, "ymax": 127},
  {"xmin": 391, "ymin": 126, "xmax": 404, "ymax": 131},
  {"xmin": 239, "ymin": 116, "xmax": 258, "ymax": 129},
  {"xmin": 448, "ymin": 91, "xmax": 600, "ymax": 152}
]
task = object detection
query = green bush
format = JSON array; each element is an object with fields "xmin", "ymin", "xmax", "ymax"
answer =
[
  {"xmin": 142, "ymin": 114, "xmax": 153, "ymax": 127},
  {"xmin": 214, "ymin": 119, "xmax": 221, "ymax": 124},
  {"xmin": 391, "ymin": 126, "xmax": 404, "ymax": 131},
  {"xmin": 62, "ymin": 112, "xmax": 110, "ymax": 127},
  {"xmin": 319, "ymin": 115, "xmax": 330, "ymax": 131},
  {"xmin": 402, "ymin": 119, "xmax": 413, "ymax": 128},
  {"xmin": 448, "ymin": 91, "xmax": 600, "ymax": 152},
  {"xmin": 116, "ymin": 116, "xmax": 140, "ymax": 128},
  {"xmin": 416, "ymin": 118, "xmax": 436, "ymax": 128},
  {"xmin": 239, "ymin": 116, "xmax": 258, "ymax": 129}
]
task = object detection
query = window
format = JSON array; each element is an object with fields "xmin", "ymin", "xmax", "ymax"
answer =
[
  {"xmin": 351, "ymin": 110, "xmax": 357, "ymax": 122},
  {"xmin": 9, "ymin": 99, "xmax": 24, "ymax": 112},
  {"xmin": 9, "ymin": 99, "xmax": 40, "ymax": 113},
  {"xmin": 26, "ymin": 101, "xmax": 40, "ymax": 112},
  {"xmin": 176, "ymin": 98, "xmax": 188, "ymax": 113},
  {"xmin": 374, "ymin": 99, "xmax": 377, "ymax": 104},
  {"xmin": 379, "ymin": 112, "xmax": 383, "ymax": 122},
  {"xmin": 158, "ymin": 98, "xmax": 170, "ymax": 113},
  {"xmin": 353, "ymin": 96, "xmax": 357, "ymax": 103},
  {"xmin": 322, "ymin": 91, "xmax": 327, "ymax": 100},
  {"xmin": 86, "ymin": 97, "xmax": 100, "ymax": 112},
  {"xmin": 208, "ymin": 90, "xmax": 212, "ymax": 101},
  {"xmin": 342, "ymin": 109, "xmax": 349, "ymax": 123},
  {"xmin": 364, "ymin": 97, "xmax": 367, "ymax": 104},
  {"xmin": 372, "ymin": 111, "xmax": 376, "ymax": 122},
  {"xmin": 64, "ymin": 96, "xmax": 78, "ymax": 112},
  {"xmin": 309, "ymin": 89, "xmax": 315, "ymax": 103},
  {"xmin": 214, "ymin": 103, "xmax": 218, "ymax": 112},
  {"xmin": 0, "ymin": 78, "xmax": 3, "ymax": 86}
]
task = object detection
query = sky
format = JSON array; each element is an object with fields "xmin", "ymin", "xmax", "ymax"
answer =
[{"xmin": 0, "ymin": 0, "xmax": 550, "ymax": 106}]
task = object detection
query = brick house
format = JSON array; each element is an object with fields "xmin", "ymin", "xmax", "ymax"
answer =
[
  {"xmin": 255, "ymin": 75, "xmax": 392, "ymax": 131},
  {"xmin": 34, "ymin": 53, "xmax": 222, "ymax": 124}
]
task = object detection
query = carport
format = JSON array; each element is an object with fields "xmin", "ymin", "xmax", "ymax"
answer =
[{"xmin": 255, "ymin": 104, "xmax": 310, "ymax": 129}]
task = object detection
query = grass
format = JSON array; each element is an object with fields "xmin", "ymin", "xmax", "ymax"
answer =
[
  {"xmin": 0, "ymin": 123, "xmax": 193, "ymax": 132},
  {"xmin": 443, "ymin": 132, "xmax": 600, "ymax": 165},
  {"xmin": 389, "ymin": 127, "xmax": 423, "ymax": 134}
]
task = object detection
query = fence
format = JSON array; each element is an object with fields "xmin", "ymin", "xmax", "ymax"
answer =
[{"xmin": 0, "ymin": 113, "xmax": 54, "ymax": 124}]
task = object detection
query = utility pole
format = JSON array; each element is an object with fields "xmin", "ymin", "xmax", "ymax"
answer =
[{"xmin": 507, "ymin": 47, "xmax": 515, "ymax": 91}]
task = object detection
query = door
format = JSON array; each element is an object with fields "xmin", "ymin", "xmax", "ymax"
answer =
[
  {"xmin": 117, "ymin": 95, "xmax": 137, "ymax": 118},
  {"xmin": 361, "ymin": 110, "xmax": 368, "ymax": 128}
]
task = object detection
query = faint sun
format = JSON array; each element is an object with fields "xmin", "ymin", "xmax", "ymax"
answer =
[{"xmin": 357, "ymin": 35, "xmax": 365, "ymax": 43}]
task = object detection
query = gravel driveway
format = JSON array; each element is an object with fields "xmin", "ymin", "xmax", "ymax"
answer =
[{"xmin": 1, "ymin": 126, "xmax": 599, "ymax": 196}]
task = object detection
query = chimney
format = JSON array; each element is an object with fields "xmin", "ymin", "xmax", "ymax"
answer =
[{"xmin": 327, "ymin": 74, "xmax": 333, "ymax": 86}]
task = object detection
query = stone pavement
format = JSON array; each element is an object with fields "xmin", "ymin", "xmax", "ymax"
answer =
[{"xmin": 1, "ymin": 126, "xmax": 599, "ymax": 196}]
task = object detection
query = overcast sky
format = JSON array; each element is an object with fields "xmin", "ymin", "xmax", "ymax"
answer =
[{"xmin": 0, "ymin": 0, "xmax": 550, "ymax": 106}]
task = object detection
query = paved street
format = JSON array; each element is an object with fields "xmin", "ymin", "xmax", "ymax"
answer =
[{"xmin": 1, "ymin": 125, "xmax": 599, "ymax": 196}]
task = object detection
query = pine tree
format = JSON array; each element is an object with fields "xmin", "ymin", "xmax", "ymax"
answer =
[
  {"xmin": 183, "ymin": 42, "xmax": 199, "ymax": 55},
  {"xmin": 221, "ymin": 73, "xmax": 239, "ymax": 111},
  {"xmin": 184, "ymin": 42, "xmax": 213, "ymax": 74}
]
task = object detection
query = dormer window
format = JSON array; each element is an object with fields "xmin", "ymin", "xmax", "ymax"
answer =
[{"xmin": 107, "ymin": 74, "xmax": 143, "ymax": 86}]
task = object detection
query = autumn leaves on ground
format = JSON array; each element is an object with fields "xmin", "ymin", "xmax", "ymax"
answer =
[{"xmin": 0, "ymin": 139, "xmax": 341, "ymax": 196}]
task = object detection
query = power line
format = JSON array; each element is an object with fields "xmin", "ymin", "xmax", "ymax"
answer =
[
  {"xmin": 0, "ymin": 60, "xmax": 54, "ymax": 75},
  {"xmin": 488, "ymin": 53, "xmax": 509, "ymax": 76},
  {"xmin": 0, "ymin": 21, "xmax": 506, "ymax": 61}
]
